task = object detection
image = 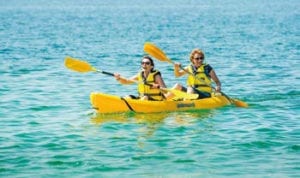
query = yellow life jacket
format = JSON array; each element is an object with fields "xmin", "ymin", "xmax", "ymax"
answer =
[
  {"xmin": 186, "ymin": 64, "xmax": 212, "ymax": 93},
  {"xmin": 137, "ymin": 70, "xmax": 164, "ymax": 101}
]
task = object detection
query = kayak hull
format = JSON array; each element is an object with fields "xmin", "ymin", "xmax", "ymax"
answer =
[{"xmin": 90, "ymin": 92, "xmax": 231, "ymax": 114}]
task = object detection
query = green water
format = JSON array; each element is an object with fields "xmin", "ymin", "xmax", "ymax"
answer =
[{"xmin": 0, "ymin": 0, "xmax": 299, "ymax": 177}]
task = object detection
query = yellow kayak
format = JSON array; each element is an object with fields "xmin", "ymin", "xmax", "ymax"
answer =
[{"xmin": 90, "ymin": 92, "xmax": 231, "ymax": 114}]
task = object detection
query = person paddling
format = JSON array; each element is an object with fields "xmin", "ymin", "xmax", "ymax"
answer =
[
  {"xmin": 172, "ymin": 48, "xmax": 221, "ymax": 99},
  {"xmin": 114, "ymin": 56, "xmax": 169, "ymax": 100}
]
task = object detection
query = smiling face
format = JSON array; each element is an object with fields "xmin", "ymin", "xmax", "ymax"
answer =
[
  {"xmin": 192, "ymin": 53, "xmax": 204, "ymax": 67},
  {"xmin": 140, "ymin": 56, "xmax": 154, "ymax": 71},
  {"xmin": 190, "ymin": 49, "xmax": 205, "ymax": 67}
]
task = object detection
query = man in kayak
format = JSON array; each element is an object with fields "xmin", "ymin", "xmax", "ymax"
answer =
[
  {"xmin": 172, "ymin": 48, "xmax": 222, "ymax": 99},
  {"xmin": 114, "ymin": 56, "xmax": 169, "ymax": 100}
]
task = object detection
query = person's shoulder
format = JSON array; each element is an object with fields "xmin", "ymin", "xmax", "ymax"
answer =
[
  {"xmin": 186, "ymin": 64, "xmax": 193, "ymax": 69},
  {"xmin": 204, "ymin": 63, "xmax": 213, "ymax": 69},
  {"xmin": 152, "ymin": 69, "xmax": 161, "ymax": 74},
  {"xmin": 204, "ymin": 64, "xmax": 213, "ymax": 76}
]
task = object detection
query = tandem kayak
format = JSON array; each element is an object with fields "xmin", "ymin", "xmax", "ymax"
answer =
[{"xmin": 90, "ymin": 92, "xmax": 231, "ymax": 114}]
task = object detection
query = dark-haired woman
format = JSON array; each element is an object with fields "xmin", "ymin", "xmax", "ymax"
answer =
[{"xmin": 114, "ymin": 56, "xmax": 168, "ymax": 100}]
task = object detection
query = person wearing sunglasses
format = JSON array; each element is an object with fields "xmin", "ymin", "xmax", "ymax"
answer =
[
  {"xmin": 172, "ymin": 48, "xmax": 221, "ymax": 99},
  {"xmin": 114, "ymin": 56, "xmax": 168, "ymax": 101}
]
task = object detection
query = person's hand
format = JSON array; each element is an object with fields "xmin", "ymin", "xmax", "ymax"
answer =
[
  {"xmin": 114, "ymin": 73, "xmax": 121, "ymax": 80},
  {"xmin": 151, "ymin": 83, "xmax": 160, "ymax": 89},
  {"xmin": 174, "ymin": 62, "xmax": 181, "ymax": 68},
  {"xmin": 215, "ymin": 85, "xmax": 221, "ymax": 92}
]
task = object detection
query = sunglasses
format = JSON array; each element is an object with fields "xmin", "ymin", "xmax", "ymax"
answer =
[
  {"xmin": 141, "ymin": 61, "xmax": 151, "ymax": 65},
  {"xmin": 194, "ymin": 57, "xmax": 204, "ymax": 60}
]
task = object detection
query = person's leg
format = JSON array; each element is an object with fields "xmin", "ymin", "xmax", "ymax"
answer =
[
  {"xmin": 191, "ymin": 87, "xmax": 211, "ymax": 99},
  {"xmin": 187, "ymin": 86, "xmax": 194, "ymax": 94},
  {"xmin": 165, "ymin": 83, "xmax": 184, "ymax": 100},
  {"xmin": 140, "ymin": 95, "xmax": 149, "ymax": 100},
  {"xmin": 124, "ymin": 95, "xmax": 139, "ymax": 99}
]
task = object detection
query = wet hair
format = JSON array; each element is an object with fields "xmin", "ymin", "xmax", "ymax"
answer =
[
  {"xmin": 142, "ymin": 55, "xmax": 154, "ymax": 67},
  {"xmin": 189, "ymin": 48, "xmax": 205, "ymax": 62}
]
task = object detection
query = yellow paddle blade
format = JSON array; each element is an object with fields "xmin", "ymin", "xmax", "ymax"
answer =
[
  {"xmin": 144, "ymin": 42, "xmax": 172, "ymax": 63},
  {"xmin": 64, "ymin": 56, "xmax": 96, "ymax": 73},
  {"xmin": 233, "ymin": 99, "xmax": 248, "ymax": 108}
]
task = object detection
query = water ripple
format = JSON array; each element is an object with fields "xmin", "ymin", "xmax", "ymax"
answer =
[{"xmin": 0, "ymin": 0, "xmax": 299, "ymax": 177}]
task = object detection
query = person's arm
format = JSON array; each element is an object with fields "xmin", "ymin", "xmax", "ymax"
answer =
[
  {"xmin": 154, "ymin": 74, "xmax": 172, "ymax": 99},
  {"xmin": 154, "ymin": 74, "xmax": 167, "ymax": 88},
  {"xmin": 209, "ymin": 70, "xmax": 221, "ymax": 92},
  {"xmin": 114, "ymin": 73, "xmax": 136, "ymax": 84},
  {"xmin": 174, "ymin": 63, "xmax": 187, "ymax": 77}
]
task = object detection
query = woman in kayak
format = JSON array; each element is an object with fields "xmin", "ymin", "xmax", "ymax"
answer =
[
  {"xmin": 172, "ymin": 48, "xmax": 222, "ymax": 99},
  {"xmin": 114, "ymin": 56, "xmax": 169, "ymax": 100}
]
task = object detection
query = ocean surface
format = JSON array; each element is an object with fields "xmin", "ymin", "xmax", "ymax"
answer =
[{"xmin": 1, "ymin": 0, "xmax": 299, "ymax": 177}]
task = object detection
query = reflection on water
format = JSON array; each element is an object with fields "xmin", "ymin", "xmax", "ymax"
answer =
[
  {"xmin": 169, "ymin": 110, "xmax": 215, "ymax": 126},
  {"xmin": 90, "ymin": 110, "xmax": 215, "ymax": 149},
  {"xmin": 90, "ymin": 112, "xmax": 169, "ymax": 137},
  {"xmin": 90, "ymin": 110, "xmax": 214, "ymax": 125},
  {"xmin": 90, "ymin": 110, "xmax": 215, "ymax": 132},
  {"xmin": 90, "ymin": 112, "xmax": 134, "ymax": 125}
]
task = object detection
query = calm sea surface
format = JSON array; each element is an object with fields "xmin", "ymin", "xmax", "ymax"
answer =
[{"xmin": 1, "ymin": 0, "xmax": 299, "ymax": 177}]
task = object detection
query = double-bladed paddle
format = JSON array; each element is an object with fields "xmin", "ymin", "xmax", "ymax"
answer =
[
  {"xmin": 144, "ymin": 42, "xmax": 248, "ymax": 108},
  {"xmin": 64, "ymin": 56, "xmax": 199, "ymax": 100}
]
